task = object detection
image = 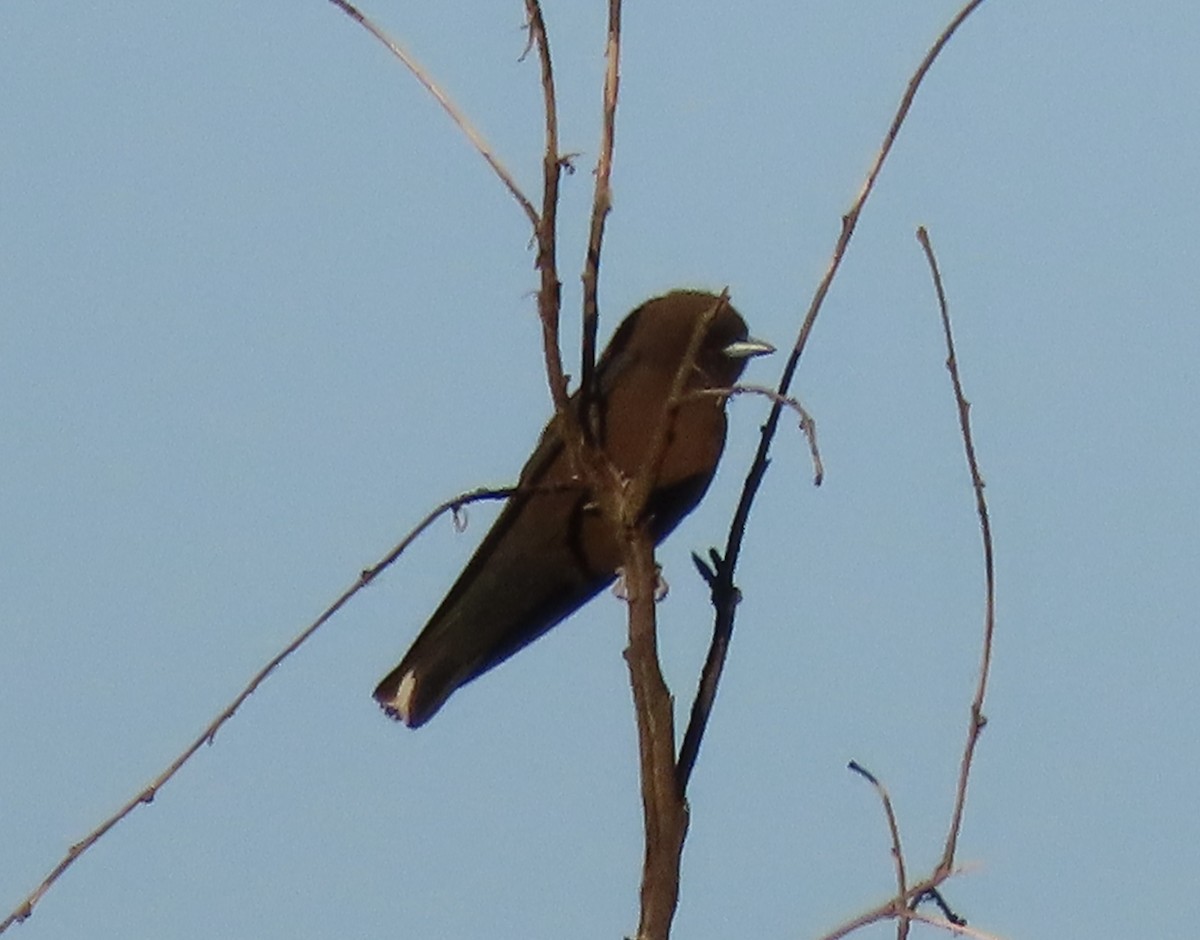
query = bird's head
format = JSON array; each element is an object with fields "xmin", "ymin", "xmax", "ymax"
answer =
[{"xmin": 599, "ymin": 290, "xmax": 774, "ymax": 395}]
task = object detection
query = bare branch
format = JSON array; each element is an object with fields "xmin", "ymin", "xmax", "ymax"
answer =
[
  {"xmin": 326, "ymin": 0, "xmax": 538, "ymax": 229},
  {"xmin": 521, "ymin": 0, "xmax": 572, "ymax": 416},
  {"xmin": 814, "ymin": 869, "xmax": 972, "ymax": 940},
  {"xmin": 689, "ymin": 383, "xmax": 824, "ymax": 486},
  {"xmin": 848, "ymin": 762, "xmax": 911, "ymax": 940},
  {"xmin": 578, "ymin": 0, "xmax": 624, "ymax": 427},
  {"xmin": 615, "ymin": 292, "xmax": 732, "ymax": 938},
  {"xmin": 677, "ymin": 0, "xmax": 991, "ymax": 796},
  {"xmin": 622, "ymin": 525, "xmax": 688, "ymax": 940},
  {"xmin": 515, "ymin": 11, "xmax": 687, "ymax": 933},
  {"xmin": 0, "ymin": 484, "xmax": 530, "ymax": 934},
  {"xmin": 915, "ymin": 226, "xmax": 996, "ymax": 875}
]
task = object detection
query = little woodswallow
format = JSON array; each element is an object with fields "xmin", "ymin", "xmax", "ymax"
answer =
[{"xmin": 374, "ymin": 290, "xmax": 774, "ymax": 727}]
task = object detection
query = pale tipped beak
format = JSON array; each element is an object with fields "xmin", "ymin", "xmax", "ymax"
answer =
[{"xmin": 723, "ymin": 336, "xmax": 775, "ymax": 360}]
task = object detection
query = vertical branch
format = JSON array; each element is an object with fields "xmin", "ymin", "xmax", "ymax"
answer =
[
  {"xmin": 915, "ymin": 227, "xmax": 996, "ymax": 875},
  {"xmin": 808, "ymin": 228, "xmax": 995, "ymax": 940},
  {"xmin": 619, "ymin": 294, "xmax": 728, "ymax": 938},
  {"xmin": 622, "ymin": 525, "xmax": 688, "ymax": 940},
  {"xmin": 579, "ymin": 0, "xmax": 623, "ymax": 431},
  {"xmin": 523, "ymin": 0, "xmax": 569, "ymax": 414},
  {"xmin": 676, "ymin": 0, "xmax": 990, "ymax": 796},
  {"xmin": 525, "ymin": 6, "xmax": 678, "ymax": 930}
]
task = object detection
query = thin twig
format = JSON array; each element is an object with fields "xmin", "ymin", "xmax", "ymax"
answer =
[
  {"xmin": 847, "ymin": 761, "xmax": 910, "ymax": 940},
  {"xmin": 0, "ymin": 485, "xmax": 522, "ymax": 934},
  {"xmin": 689, "ymin": 383, "xmax": 823, "ymax": 485},
  {"xmin": 630, "ymin": 293, "xmax": 730, "ymax": 516},
  {"xmin": 676, "ymin": 0, "xmax": 990, "ymax": 795},
  {"xmin": 516, "ymin": 9, "xmax": 684, "ymax": 933},
  {"xmin": 523, "ymin": 0, "xmax": 571, "ymax": 415},
  {"xmin": 815, "ymin": 877, "xmax": 941, "ymax": 940},
  {"xmin": 916, "ymin": 226, "xmax": 996, "ymax": 875},
  {"xmin": 326, "ymin": 0, "xmax": 538, "ymax": 230},
  {"xmin": 578, "ymin": 0, "xmax": 623, "ymax": 428},
  {"xmin": 813, "ymin": 864, "xmax": 977, "ymax": 940},
  {"xmin": 810, "ymin": 224, "xmax": 997, "ymax": 940}
]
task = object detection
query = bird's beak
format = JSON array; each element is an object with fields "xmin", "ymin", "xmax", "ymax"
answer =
[{"xmin": 723, "ymin": 336, "xmax": 775, "ymax": 360}]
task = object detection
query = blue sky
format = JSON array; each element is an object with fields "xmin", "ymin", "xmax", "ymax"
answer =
[{"xmin": 3, "ymin": 2, "xmax": 1198, "ymax": 938}]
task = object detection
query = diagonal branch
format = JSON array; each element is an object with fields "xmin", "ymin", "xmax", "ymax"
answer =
[
  {"xmin": 327, "ymin": 0, "xmax": 539, "ymax": 230},
  {"xmin": 676, "ymin": 0, "xmax": 990, "ymax": 797},
  {"xmin": 0, "ymin": 484, "xmax": 536, "ymax": 934}
]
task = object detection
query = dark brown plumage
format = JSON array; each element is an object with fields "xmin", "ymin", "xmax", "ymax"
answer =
[{"xmin": 374, "ymin": 290, "xmax": 773, "ymax": 727}]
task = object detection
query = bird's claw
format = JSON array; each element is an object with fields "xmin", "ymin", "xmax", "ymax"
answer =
[{"xmin": 612, "ymin": 566, "xmax": 669, "ymax": 602}]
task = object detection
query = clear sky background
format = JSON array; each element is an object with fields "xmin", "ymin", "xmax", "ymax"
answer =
[{"xmin": 2, "ymin": 3, "xmax": 1197, "ymax": 938}]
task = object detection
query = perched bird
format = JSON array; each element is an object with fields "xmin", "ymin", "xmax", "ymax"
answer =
[{"xmin": 374, "ymin": 290, "xmax": 773, "ymax": 727}]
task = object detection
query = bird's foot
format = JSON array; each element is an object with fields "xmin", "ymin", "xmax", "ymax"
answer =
[{"xmin": 612, "ymin": 565, "xmax": 669, "ymax": 602}]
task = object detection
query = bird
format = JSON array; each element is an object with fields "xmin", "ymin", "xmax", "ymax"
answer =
[{"xmin": 373, "ymin": 290, "xmax": 774, "ymax": 728}]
